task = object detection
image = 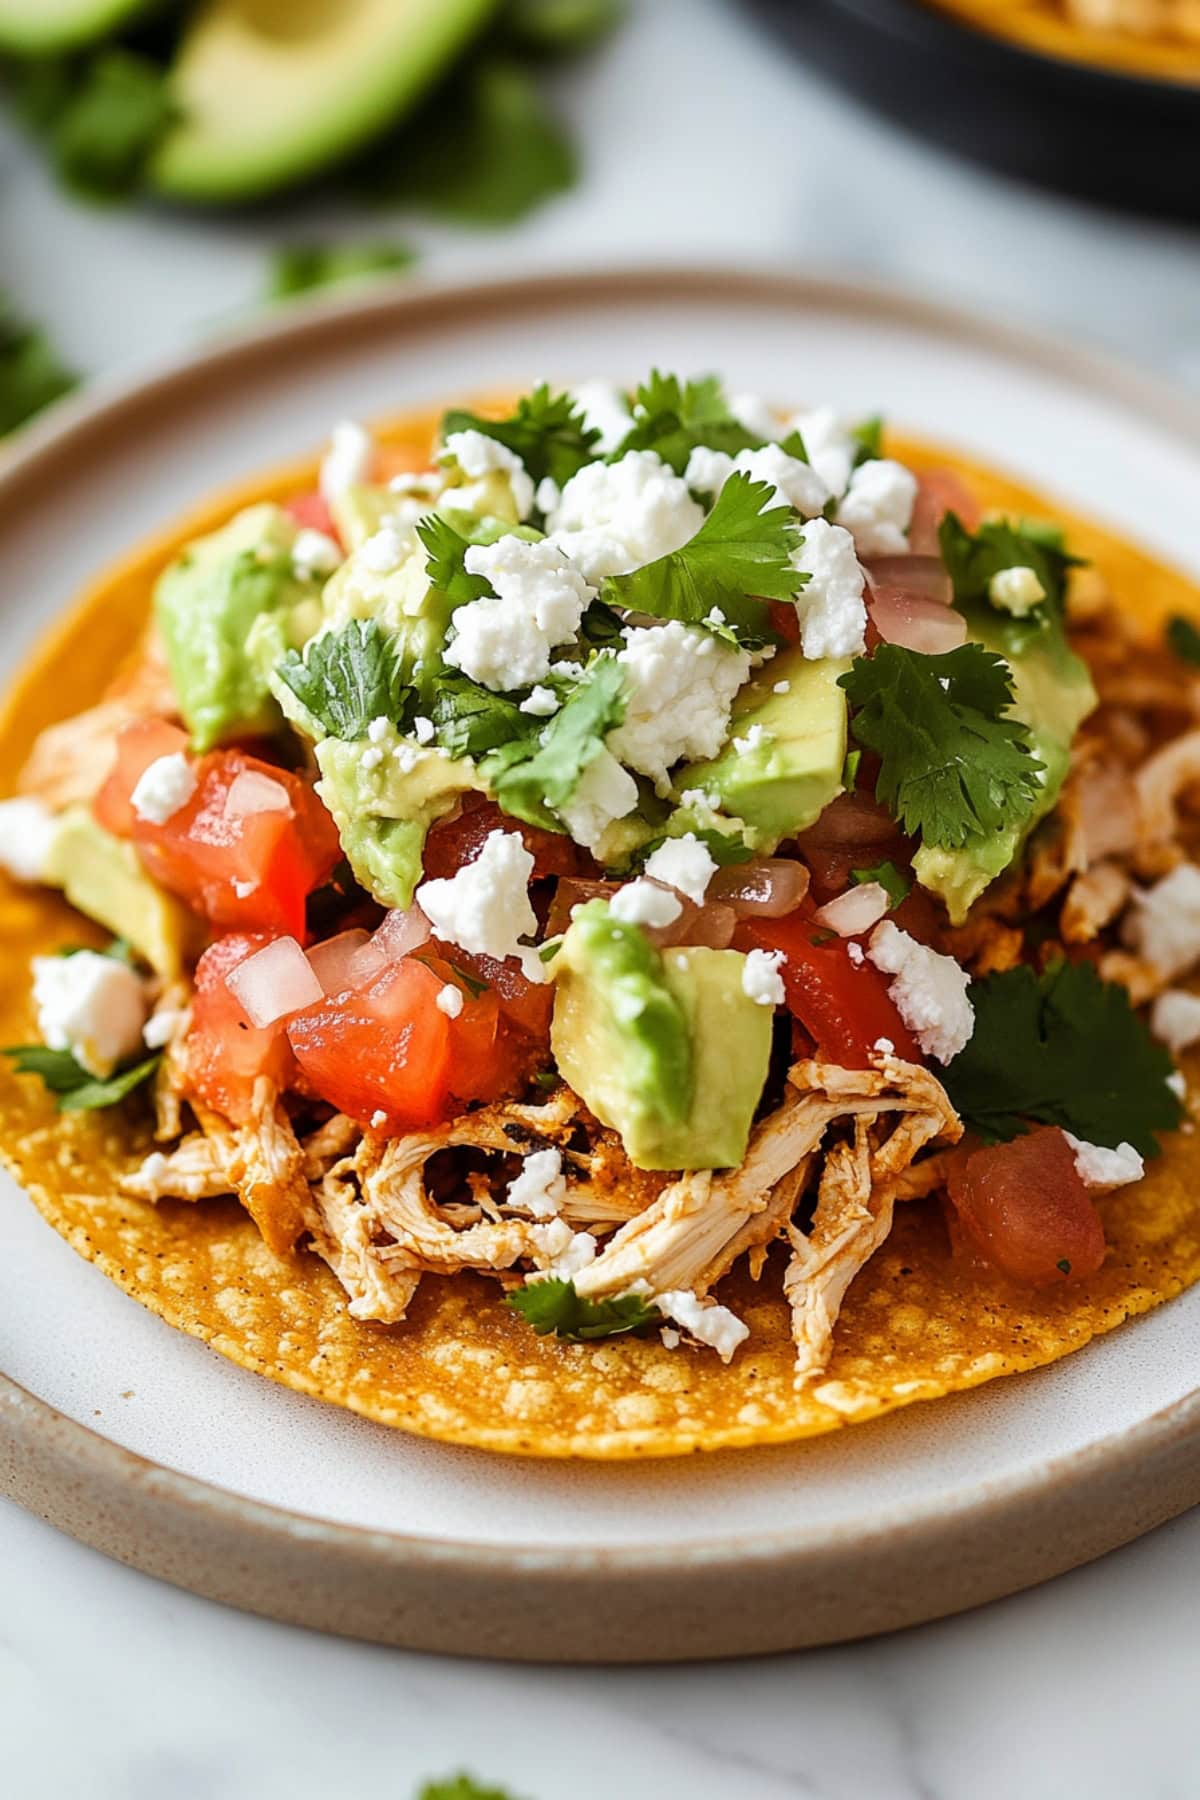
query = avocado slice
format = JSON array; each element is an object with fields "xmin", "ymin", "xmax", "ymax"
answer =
[
  {"xmin": 155, "ymin": 502, "xmax": 316, "ymax": 753},
  {"xmin": 913, "ymin": 602, "xmax": 1097, "ymax": 924},
  {"xmin": 678, "ymin": 648, "xmax": 849, "ymax": 852},
  {"xmin": 315, "ymin": 727, "xmax": 479, "ymax": 911},
  {"xmin": 45, "ymin": 807, "xmax": 204, "ymax": 979},
  {"xmin": 149, "ymin": 0, "xmax": 497, "ymax": 203},
  {"xmin": 551, "ymin": 901, "xmax": 772, "ymax": 1171},
  {"xmin": 0, "ymin": 0, "xmax": 145, "ymax": 55}
]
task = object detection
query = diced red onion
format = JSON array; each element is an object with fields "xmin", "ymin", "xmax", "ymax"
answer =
[
  {"xmin": 710, "ymin": 858, "xmax": 810, "ymax": 917},
  {"xmin": 545, "ymin": 878, "xmax": 619, "ymax": 938},
  {"xmin": 812, "ymin": 882, "xmax": 891, "ymax": 938},
  {"xmin": 868, "ymin": 585, "xmax": 967, "ymax": 654},
  {"xmin": 643, "ymin": 889, "xmax": 698, "ymax": 948},
  {"xmin": 371, "ymin": 905, "xmax": 432, "ymax": 963},
  {"xmin": 680, "ymin": 902, "xmax": 738, "ymax": 949},
  {"xmin": 224, "ymin": 768, "xmax": 293, "ymax": 819},
  {"xmin": 799, "ymin": 791, "xmax": 897, "ymax": 849},
  {"xmin": 226, "ymin": 936, "xmax": 323, "ymax": 1027},
  {"xmin": 864, "ymin": 554, "xmax": 953, "ymax": 606}
]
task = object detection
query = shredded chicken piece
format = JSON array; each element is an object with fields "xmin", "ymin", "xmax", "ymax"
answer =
[
  {"xmin": 195, "ymin": 1081, "xmax": 309, "ymax": 1256},
  {"xmin": 305, "ymin": 1159, "xmax": 420, "ymax": 1324},
  {"xmin": 301, "ymin": 1113, "xmax": 361, "ymax": 1181},
  {"xmin": 17, "ymin": 629, "xmax": 177, "ymax": 807},
  {"xmin": 1062, "ymin": 861, "xmax": 1132, "ymax": 943},
  {"xmin": 122, "ymin": 1132, "xmax": 231, "ymax": 1202},
  {"xmin": 941, "ymin": 913, "xmax": 1025, "ymax": 975},
  {"xmin": 1098, "ymin": 948, "xmax": 1165, "ymax": 1006},
  {"xmin": 151, "ymin": 988, "xmax": 193, "ymax": 1142},
  {"xmin": 1135, "ymin": 728, "xmax": 1200, "ymax": 850}
]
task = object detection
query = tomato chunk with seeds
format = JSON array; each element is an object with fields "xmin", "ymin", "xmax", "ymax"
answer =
[
  {"xmin": 736, "ymin": 909, "xmax": 922, "ymax": 1068},
  {"xmin": 284, "ymin": 491, "xmax": 338, "ymax": 539},
  {"xmin": 188, "ymin": 933, "xmax": 298, "ymax": 1124},
  {"xmin": 133, "ymin": 750, "xmax": 340, "ymax": 940},
  {"xmin": 93, "ymin": 718, "xmax": 190, "ymax": 839},
  {"xmin": 947, "ymin": 1127, "xmax": 1106, "ymax": 1286}
]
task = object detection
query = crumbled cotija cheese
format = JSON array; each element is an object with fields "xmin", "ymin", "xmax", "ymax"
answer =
[
  {"xmin": 416, "ymin": 829, "xmax": 544, "ymax": 981},
  {"xmin": 654, "ymin": 1288, "xmax": 749, "ymax": 1363},
  {"xmin": 558, "ymin": 748, "xmax": 640, "ymax": 852},
  {"xmin": 609, "ymin": 621, "xmax": 750, "ymax": 794},
  {"xmin": 319, "ymin": 419, "xmax": 373, "ymax": 504},
  {"xmin": 0, "ymin": 796, "xmax": 60, "ymax": 883},
  {"xmin": 547, "ymin": 450, "xmax": 704, "ymax": 582},
  {"xmin": 444, "ymin": 535, "xmax": 595, "ymax": 691},
  {"xmin": 32, "ymin": 950, "xmax": 147, "ymax": 1078},
  {"xmin": 441, "ymin": 428, "xmax": 535, "ymax": 519},
  {"xmin": 742, "ymin": 947, "xmax": 785, "ymax": 1007},
  {"xmin": 505, "ymin": 1147, "xmax": 567, "ymax": 1220},
  {"xmin": 1152, "ymin": 989, "xmax": 1200, "ymax": 1053},
  {"xmin": 867, "ymin": 920, "xmax": 974, "ymax": 1063},
  {"xmin": 1123, "ymin": 863, "xmax": 1200, "ymax": 981},
  {"xmin": 836, "ymin": 458, "xmax": 918, "ymax": 557},
  {"xmin": 130, "ymin": 753, "xmax": 196, "ymax": 826},
  {"xmin": 1064, "ymin": 1134, "xmax": 1145, "ymax": 1190},
  {"xmin": 643, "ymin": 833, "xmax": 718, "ymax": 905},
  {"xmin": 790, "ymin": 518, "xmax": 868, "ymax": 660}
]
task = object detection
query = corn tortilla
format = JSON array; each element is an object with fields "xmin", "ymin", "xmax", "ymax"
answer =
[{"xmin": 2, "ymin": 419, "xmax": 1199, "ymax": 1459}]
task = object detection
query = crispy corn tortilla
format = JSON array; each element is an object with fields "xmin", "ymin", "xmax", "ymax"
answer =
[{"xmin": 2, "ymin": 419, "xmax": 1200, "ymax": 1459}]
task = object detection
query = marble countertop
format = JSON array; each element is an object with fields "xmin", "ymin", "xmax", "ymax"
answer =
[{"xmin": 3, "ymin": 3, "xmax": 1200, "ymax": 1795}]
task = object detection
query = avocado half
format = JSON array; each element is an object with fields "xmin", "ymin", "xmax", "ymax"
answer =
[
  {"xmin": 0, "ymin": 0, "xmax": 145, "ymax": 54},
  {"xmin": 149, "ymin": 0, "xmax": 497, "ymax": 203}
]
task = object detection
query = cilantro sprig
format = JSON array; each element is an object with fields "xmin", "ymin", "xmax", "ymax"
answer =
[
  {"xmin": 942, "ymin": 961, "xmax": 1182, "ymax": 1156},
  {"xmin": 840, "ymin": 643, "xmax": 1044, "ymax": 852},
  {"xmin": 487, "ymin": 657, "xmax": 626, "ymax": 830},
  {"xmin": 430, "ymin": 675, "xmax": 536, "ymax": 759},
  {"xmin": 418, "ymin": 514, "xmax": 494, "ymax": 605},
  {"xmin": 507, "ymin": 1277, "xmax": 661, "ymax": 1341},
  {"xmin": 616, "ymin": 371, "xmax": 765, "ymax": 472},
  {"xmin": 600, "ymin": 473, "xmax": 802, "ymax": 637},
  {"xmin": 276, "ymin": 619, "xmax": 409, "ymax": 741},
  {"xmin": 851, "ymin": 860, "xmax": 910, "ymax": 909},
  {"xmin": 418, "ymin": 1775, "xmax": 523, "ymax": 1800},
  {"xmin": 939, "ymin": 513, "xmax": 1083, "ymax": 617},
  {"xmin": 439, "ymin": 383, "xmax": 600, "ymax": 488},
  {"xmin": 1166, "ymin": 615, "xmax": 1200, "ymax": 667},
  {"xmin": 3, "ymin": 1044, "xmax": 161, "ymax": 1113}
]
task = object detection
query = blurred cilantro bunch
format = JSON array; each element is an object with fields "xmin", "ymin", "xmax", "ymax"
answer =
[{"xmin": 0, "ymin": 0, "xmax": 622, "ymax": 215}]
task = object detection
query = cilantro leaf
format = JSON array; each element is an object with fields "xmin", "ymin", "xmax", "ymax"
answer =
[
  {"xmin": 600, "ymin": 473, "xmax": 801, "ymax": 635},
  {"xmin": 0, "ymin": 296, "xmax": 76, "ymax": 436},
  {"xmin": 440, "ymin": 384, "xmax": 599, "ymax": 488},
  {"xmin": 276, "ymin": 619, "xmax": 408, "ymax": 741},
  {"xmin": 419, "ymin": 1777, "xmax": 522, "ymax": 1800},
  {"xmin": 1166, "ymin": 615, "xmax": 1200, "ymax": 667},
  {"xmin": 939, "ymin": 512, "xmax": 1083, "ymax": 616},
  {"xmin": 418, "ymin": 514, "xmax": 495, "ymax": 605},
  {"xmin": 851, "ymin": 860, "xmax": 910, "ymax": 908},
  {"xmin": 358, "ymin": 57, "xmax": 576, "ymax": 226},
  {"xmin": 840, "ymin": 643, "xmax": 1044, "ymax": 851},
  {"xmin": 268, "ymin": 242, "xmax": 416, "ymax": 301},
  {"xmin": 616, "ymin": 370, "xmax": 764, "ymax": 473},
  {"xmin": 488, "ymin": 657, "xmax": 626, "ymax": 830},
  {"xmin": 941, "ymin": 960, "xmax": 1182, "ymax": 1156},
  {"xmin": 507, "ymin": 1277, "xmax": 661, "ymax": 1341},
  {"xmin": 3, "ymin": 1044, "xmax": 160, "ymax": 1113},
  {"xmin": 850, "ymin": 415, "xmax": 884, "ymax": 467},
  {"xmin": 49, "ymin": 50, "xmax": 175, "ymax": 202},
  {"xmin": 431, "ymin": 674, "xmax": 536, "ymax": 760}
]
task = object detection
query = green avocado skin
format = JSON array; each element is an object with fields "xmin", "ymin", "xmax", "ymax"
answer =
[
  {"xmin": 154, "ymin": 503, "xmax": 310, "ymax": 753},
  {"xmin": 551, "ymin": 901, "xmax": 772, "ymax": 1172}
]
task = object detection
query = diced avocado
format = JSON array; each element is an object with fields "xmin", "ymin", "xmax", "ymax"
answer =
[
  {"xmin": 148, "ymin": 0, "xmax": 495, "ymax": 203},
  {"xmin": 0, "ymin": 0, "xmax": 145, "ymax": 55},
  {"xmin": 315, "ymin": 727, "xmax": 478, "ymax": 911},
  {"xmin": 914, "ymin": 602, "xmax": 1097, "ymax": 924},
  {"xmin": 320, "ymin": 533, "xmax": 453, "ymax": 711},
  {"xmin": 331, "ymin": 485, "xmax": 407, "ymax": 553},
  {"xmin": 155, "ymin": 502, "xmax": 317, "ymax": 752},
  {"xmin": 676, "ymin": 649, "xmax": 849, "ymax": 852},
  {"xmin": 550, "ymin": 900, "xmax": 772, "ymax": 1171},
  {"xmin": 44, "ymin": 807, "xmax": 203, "ymax": 978}
]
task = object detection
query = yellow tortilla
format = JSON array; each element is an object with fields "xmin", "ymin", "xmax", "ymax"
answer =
[
  {"xmin": 927, "ymin": 0, "xmax": 1200, "ymax": 86},
  {"xmin": 2, "ymin": 418, "xmax": 1199, "ymax": 1459}
]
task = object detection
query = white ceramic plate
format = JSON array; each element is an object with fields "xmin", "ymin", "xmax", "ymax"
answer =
[{"xmin": 2, "ymin": 270, "xmax": 1199, "ymax": 1661}]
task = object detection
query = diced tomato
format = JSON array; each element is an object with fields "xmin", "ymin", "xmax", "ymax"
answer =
[
  {"xmin": 415, "ymin": 951, "xmax": 525, "ymax": 1104},
  {"xmin": 188, "ymin": 933, "xmax": 299, "ymax": 1124},
  {"xmin": 287, "ymin": 955, "xmax": 456, "ymax": 1128},
  {"xmin": 428, "ymin": 938, "xmax": 554, "ymax": 1041},
  {"xmin": 908, "ymin": 467, "xmax": 982, "ymax": 555},
  {"xmin": 795, "ymin": 791, "xmax": 910, "ymax": 904},
  {"xmin": 93, "ymin": 718, "xmax": 190, "ymax": 838},
  {"xmin": 422, "ymin": 795, "xmax": 588, "ymax": 883},
  {"xmin": 736, "ymin": 908, "xmax": 923, "ymax": 1067},
  {"xmin": 284, "ymin": 491, "xmax": 338, "ymax": 539},
  {"xmin": 768, "ymin": 601, "xmax": 801, "ymax": 646},
  {"xmin": 947, "ymin": 1127, "xmax": 1106, "ymax": 1286},
  {"xmin": 133, "ymin": 750, "xmax": 340, "ymax": 940}
]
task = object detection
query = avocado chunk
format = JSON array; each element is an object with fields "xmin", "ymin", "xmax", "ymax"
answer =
[
  {"xmin": 149, "ymin": 0, "xmax": 496, "ymax": 203},
  {"xmin": 315, "ymin": 727, "xmax": 478, "ymax": 911},
  {"xmin": 913, "ymin": 603, "xmax": 1097, "ymax": 924},
  {"xmin": 677, "ymin": 648, "xmax": 849, "ymax": 851},
  {"xmin": 155, "ymin": 502, "xmax": 316, "ymax": 752},
  {"xmin": 44, "ymin": 807, "xmax": 203, "ymax": 978},
  {"xmin": 319, "ymin": 531, "xmax": 454, "ymax": 711},
  {"xmin": 550, "ymin": 900, "xmax": 772, "ymax": 1171},
  {"xmin": 0, "ymin": 0, "xmax": 144, "ymax": 54}
]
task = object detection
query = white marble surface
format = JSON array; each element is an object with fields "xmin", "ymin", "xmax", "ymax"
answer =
[{"xmin": 3, "ymin": 2, "xmax": 1200, "ymax": 1795}]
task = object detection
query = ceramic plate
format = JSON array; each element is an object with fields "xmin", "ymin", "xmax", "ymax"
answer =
[{"xmin": 2, "ymin": 270, "xmax": 1199, "ymax": 1662}]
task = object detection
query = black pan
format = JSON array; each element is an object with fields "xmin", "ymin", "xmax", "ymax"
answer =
[{"xmin": 740, "ymin": 0, "xmax": 1200, "ymax": 222}]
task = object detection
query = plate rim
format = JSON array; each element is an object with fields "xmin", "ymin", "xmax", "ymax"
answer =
[{"xmin": 3, "ymin": 264, "xmax": 1200, "ymax": 1653}]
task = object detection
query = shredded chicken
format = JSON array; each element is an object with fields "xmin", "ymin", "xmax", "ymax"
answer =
[
  {"xmin": 18, "ymin": 628, "xmax": 177, "ymax": 808},
  {"xmin": 122, "ymin": 1132, "xmax": 232, "ymax": 1202},
  {"xmin": 193, "ymin": 1081, "xmax": 310, "ymax": 1256},
  {"xmin": 1135, "ymin": 727, "xmax": 1200, "ymax": 850},
  {"xmin": 1061, "ymin": 861, "xmax": 1132, "ymax": 943},
  {"xmin": 305, "ymin": 1158, "xmax": 421, "ymax": 1324}
]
